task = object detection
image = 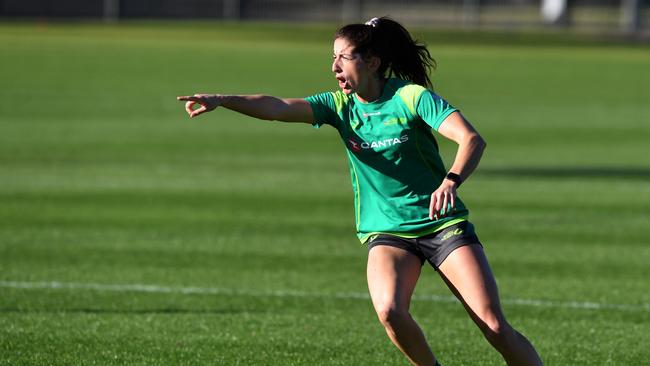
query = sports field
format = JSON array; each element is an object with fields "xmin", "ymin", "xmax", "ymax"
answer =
[{"xmin": 1, "ymin": 21, "xmax": 649, "ymax": 365}]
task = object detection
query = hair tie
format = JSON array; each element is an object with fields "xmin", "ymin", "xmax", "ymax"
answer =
[{"xmin": 365, "ymin": 17, "xmax": 380, "ymax": 27}]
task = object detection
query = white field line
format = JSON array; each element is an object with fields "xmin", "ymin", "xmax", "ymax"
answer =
[{"xmin": 1, "ymin": 280, "xmax": 649, "ymax": 312}]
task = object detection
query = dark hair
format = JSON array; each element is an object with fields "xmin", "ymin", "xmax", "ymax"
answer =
[{"xmin": 335, "ymin": 17, "xmax": 436, "ymax": 89}]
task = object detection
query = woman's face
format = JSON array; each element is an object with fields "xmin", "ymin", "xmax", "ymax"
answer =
[{"xmin": 332, "ymin": 37, "xmax": 377, "ymax": 95}]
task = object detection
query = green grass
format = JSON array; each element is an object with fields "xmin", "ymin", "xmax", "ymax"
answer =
[{"xmin": 1, "ymin": 21, "xmax": 649, "ymax": 365}]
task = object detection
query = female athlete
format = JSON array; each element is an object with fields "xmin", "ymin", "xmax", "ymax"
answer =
[{"xmin": 177, "ymin": 17, "xmax": 543, "ymax": 366}]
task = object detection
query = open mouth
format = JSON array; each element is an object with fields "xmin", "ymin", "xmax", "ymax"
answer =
[{"xmin": 336, "ymin": 75, "xmax": 348, "ymax": 89}]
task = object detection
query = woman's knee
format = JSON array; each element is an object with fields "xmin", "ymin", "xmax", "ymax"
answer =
[
  {"xmin": 375, "ymin": 305, "xmax": 410, "ymax": 330},
  {"xmin": 479, "ymin": 314, "xmax": 514, "ymax": 347}
]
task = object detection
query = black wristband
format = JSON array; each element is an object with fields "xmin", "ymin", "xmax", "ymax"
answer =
[{"xmin": 445, "ymin": 172, "xmax": 462, "ymax": 187}]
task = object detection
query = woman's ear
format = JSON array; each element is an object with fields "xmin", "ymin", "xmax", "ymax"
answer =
[{"xmin": 367, "ymin": 55, "xmax": 381, "ymax": 73}]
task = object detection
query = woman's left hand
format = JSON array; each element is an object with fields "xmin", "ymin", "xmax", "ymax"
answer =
[
  {"xmin": 177, "ymin": 94, "xmax": 223, "ymax": 118},
  {"xmin": 429, "ymin": 179, "xmax": 458, "ymax": 220}
]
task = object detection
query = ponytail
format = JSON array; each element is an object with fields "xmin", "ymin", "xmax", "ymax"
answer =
[{"xmin": 335, "ymin": 17, "xmax": 436, "ymax": 89}]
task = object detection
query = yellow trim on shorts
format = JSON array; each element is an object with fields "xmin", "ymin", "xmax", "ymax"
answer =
[{"xmin": 359, "ymin": 216, "xmax": 468, "ymax": 244}]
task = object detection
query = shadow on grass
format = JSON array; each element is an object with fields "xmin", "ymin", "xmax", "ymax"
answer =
[{"xmin": 478, "ymin": 166, "xmax": 650, "ymax": 180}]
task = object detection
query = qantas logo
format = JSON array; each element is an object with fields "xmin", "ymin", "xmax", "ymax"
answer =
[
  {"xmin": 348, "ymin": 135, "xmax": 409, "ymax": 152},
  {"xmin": 348, "ymin": 139, "xmax": 362, "ymax": 152}
]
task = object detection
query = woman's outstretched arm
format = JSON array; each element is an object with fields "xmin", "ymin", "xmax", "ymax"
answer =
[{"xmin": 177, "ymin": 94, "xmax": 314, "ymax": 123}]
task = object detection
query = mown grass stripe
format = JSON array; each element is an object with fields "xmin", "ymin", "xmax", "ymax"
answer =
[{"xmin": 2, "ymin": 280, "xmax": 648, "ymax": 312}]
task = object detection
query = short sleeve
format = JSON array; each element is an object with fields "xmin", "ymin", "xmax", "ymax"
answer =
[
  {"xmin": 416, "ymin": 91, "xmax": 458, "ymax": 131},
  {"xmin": 304, "ymin": 92, "xmax": 338, "ymax": 129}
]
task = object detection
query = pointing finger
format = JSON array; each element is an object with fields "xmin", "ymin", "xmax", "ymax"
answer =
[{"xmin": 177, "ymin": 95, "xmax": 201, "ymax": 102}]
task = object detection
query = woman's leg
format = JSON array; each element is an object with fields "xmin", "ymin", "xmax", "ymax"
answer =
[
  {"xmin": 367, "ymin": 245, "xmax": 439, "ymax": 366},
  {"xmin": 438, "ymin": 244, "xmax": 543, "ymax": 366}
]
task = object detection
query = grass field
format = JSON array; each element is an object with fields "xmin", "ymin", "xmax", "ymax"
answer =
[{"xmin": 1, "ymin": 21, "xmax": 649, "ymax": 365}]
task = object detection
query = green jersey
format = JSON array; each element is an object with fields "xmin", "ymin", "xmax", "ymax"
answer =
[{"xmin": 305, "ymin": 78, "xmax": 469, "ymax": 243}]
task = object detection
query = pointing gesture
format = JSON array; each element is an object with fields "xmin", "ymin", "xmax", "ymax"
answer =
[{"xmin": 176, "ymin": 94, "xmax": 223, "ymax": 118}]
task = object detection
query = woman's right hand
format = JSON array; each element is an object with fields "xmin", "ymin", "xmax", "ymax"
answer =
[{"xmin": 177, "ymin": 94, "xmax": 223, "ymax": 118}]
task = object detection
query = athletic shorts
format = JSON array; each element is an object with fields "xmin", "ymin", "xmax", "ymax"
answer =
[{"xmin": 366, "ymin": 221, "xmax": 482, "ymax": 269}]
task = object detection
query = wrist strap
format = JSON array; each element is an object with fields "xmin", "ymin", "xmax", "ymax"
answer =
[{"xmin": 445, "ymin": 172, "xmax": 462, "ymax": 187}]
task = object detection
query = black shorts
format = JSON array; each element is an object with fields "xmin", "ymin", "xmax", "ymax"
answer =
[{"xmin": 366, "ymin": 221, "xmax": 482, "ymax": 269}]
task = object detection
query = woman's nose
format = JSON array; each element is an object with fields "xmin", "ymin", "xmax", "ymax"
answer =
[{"xmin": 332, "ymin": 59, "xmax": 341, "ymax": 73}]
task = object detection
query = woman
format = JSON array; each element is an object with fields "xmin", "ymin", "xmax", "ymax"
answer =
[{"xmin": 177, "ymin": 17, "xmax": 543, "ymax": 366}]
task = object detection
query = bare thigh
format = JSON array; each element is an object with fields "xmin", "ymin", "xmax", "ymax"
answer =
[
  {"xmin": 438, "ymin": 244, "xmax": 506, "ymax": 327},
  {"xmin": 367, "ymin": 245, "xmax": 422, "ymax": 314}
]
